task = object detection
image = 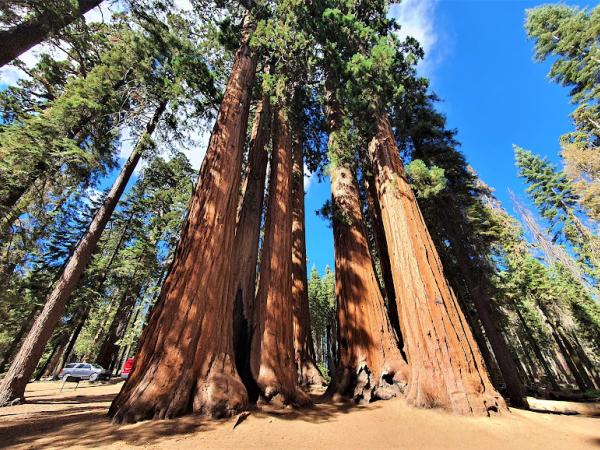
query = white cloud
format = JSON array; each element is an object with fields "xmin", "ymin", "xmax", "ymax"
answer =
[
  {"xmin": 389, "ymin": 0, "xmax": 441, "ymax": 74},
  {"xmin": 304, "ymin": 164, "xmax": 314, "ymax": 192}
]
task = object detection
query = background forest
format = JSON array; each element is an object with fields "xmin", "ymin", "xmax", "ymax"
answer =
[{"xmin": 0, "ymin": 0, "xmax": 598, "ymax": 420}]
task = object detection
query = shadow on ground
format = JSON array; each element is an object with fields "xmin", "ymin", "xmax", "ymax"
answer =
[{"xmin": 0, "ymin": 385, "xmax": 375, "ymax": 449}]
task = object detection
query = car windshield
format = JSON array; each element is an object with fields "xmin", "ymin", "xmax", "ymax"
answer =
[{"xmin": 91, "ymin": 364, "xmax": 103, "ymax": 369}]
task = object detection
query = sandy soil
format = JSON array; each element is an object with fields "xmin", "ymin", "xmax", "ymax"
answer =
[{"xmin": 0, "ymin": 381, "xmax": 598, "ymax": 449}]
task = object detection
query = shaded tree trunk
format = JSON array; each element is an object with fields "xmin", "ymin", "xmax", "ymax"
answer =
[
  {"xmin": 250, "ymin": 107, "xmax": 309, "ymax": 407},
  {"xmin": 108, "ymin": 17, "xmax": 257, "ymax": 423},
  {"xmin": 291, "ymin": 117, "xmax": 324, "ymax": 387},
  {"xmin": 513, "ymin": 301, "xmax": 560, "ymax": 391},
  {"xmin": 328, "ymin": 163, "xmax": 408, "ymax": 403},
  {"xmin": 36, "ymin": 334, "xmax": 68, "ymax": 380},
  {"xmin": 0, "ymin": 0, "xmax": 104, "ymax": 68},
  {"xmin": 362, "ymin": 174, "xmax": 401, "ymax": 336},
  {"xmin": 231, "ymin": 97, "xmax": 271, "ymax": 400},
  {"xmin": 367, "ymin": 114, "xmax": 505, "ymax": 415},
  {"xmin": 95, "ymin": 282, "xmax": 142, "ymax": 371},
  {"xmin": 59, "ymin": 309, "xmax": 90, "ymax": 371},
  {"xmin": 0, "ymin": 101, "xmax": 166, "ymax": 406},
  {"xmin": 0, "ymin": 306, "xmax": 40, "ymax": 373}
]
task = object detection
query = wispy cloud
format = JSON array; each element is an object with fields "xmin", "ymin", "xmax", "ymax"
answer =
[
  {"xmin": 389, "ymin": 0, "xmax": 442, "ymax": 75},
  {"xmin": 304, "ymin": 164, "xmax": 314, "ymax": 192}
]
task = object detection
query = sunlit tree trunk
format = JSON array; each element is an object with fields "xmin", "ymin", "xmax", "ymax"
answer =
[
  {"xmin": 108, "ymin": 16, "xmax": 257, "ymax": 423},
  {"xmin": 367, "ymin": 114, "xmax": 505, "ymax": 415},
  {"xmin": 0, "ymin": 101, "xmax": 166, "ymax": 407},
  {"xmin": 250, "ymin": 107, "xmax": 309, "ymax": 407},
  {"xmin": 291, "ymin": 118, "xmax": 324, "ymax": 387},
  {"xmin": 328, "ymin": 163, "xmax": 408, "ymax": 403}
]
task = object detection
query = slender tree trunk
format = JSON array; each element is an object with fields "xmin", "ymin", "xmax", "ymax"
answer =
[
  {"xmin": 231, "ymin": 97, "xmax": 271, "ymax": 399},
  {"xmin": 0, "ymin": 306, "xmax": 40, "ymax": 373},
  {"xmin": 367, "ymin": 114, "xmax": 505, "ymax": 415},
  {"xmin": 36, "ymin": 337, "xmax": 65, "ymax": 380},
  {"xmin": 0, "ymin": 0, "xmax": 104, "ymax": 68},
  {"xmin": 513, "ymin": 301, "xmax": 560, "ymax": 391},
  {"xmin": 328, "ymin": 163, "xmax": 408, "ymax": 403},
  {"xmin": 96, "ymin": 283, "xmax": 142, "ymax": 370},
  {"xmin": 291, "ymin": 116, "xmax": 324, "ymax": 388},
  {"xmin": 250, "ymin": 107, "xmax": 309, "ymax": 407},
  {"xmin": 0, "ymin": 101, "xmax": 165, "ymax": 406},
  {"xmin": 442, "ymin": 220, "xmax": 527, "ymax": 407},
  {"xmin": 50, "ymin": 310, "xmax": 88, "ymax": 378},
  {"xmin": 108, "ymin": 17, "xmax": 257, "ymax": 423},
  {"xmin": 569, "ymin": 332, "xmax": 600, "ymax": 388}
]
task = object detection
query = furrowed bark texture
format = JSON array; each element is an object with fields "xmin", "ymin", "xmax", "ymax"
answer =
[
  {"xmin": 250, "ymin": 108, "xmax": 309, "ymax": 407},
  {"xmin": 362, "ymin": 173, "xmax": 402, "ymax": 338},
  {"xmin": 0, "ymin": 102, "xmax": 165, "ymax": 407},
  {"xmin": 367, "ymin": 114, "xmax": 505, "ymax": 415},
  {"xmin": 231, "ymin": 97, "xmax": 271, "ymax": 398},
  {"xmin": 108, "ymin": 20, "xmax": 257, "ymax": 423},
  {"xmin": 291, "ymin": 125, "xmax": 324, "ymax": 387},
  {"xmin": 0, "ymin": 0, "xmax": 104, "ymax": 68},
  {"xmin": 329, "ymin": 163, "xmax": 408, "ymax": 403}
]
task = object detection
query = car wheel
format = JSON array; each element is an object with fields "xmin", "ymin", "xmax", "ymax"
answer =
[{"xmin": 89, "ymin": 373, "xmax": 98, "ymax": 382}]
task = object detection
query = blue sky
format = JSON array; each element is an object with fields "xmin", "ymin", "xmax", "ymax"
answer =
[
  {"xmin": 0, "ymin": 1, "xmax": 592, "ymax": 275},
  {"xmin": 305, "ymin": 0, "xmax": 594, "ymax": 274}
]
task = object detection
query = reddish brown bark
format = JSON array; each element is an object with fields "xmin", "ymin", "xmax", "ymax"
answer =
[
  {"xmin": 291, "ymin": 123, "xmax": 324, "ymax": 387},
  {"xmin": 250, "ymin": 107, "xmax": 309, "ymax": 407},
  {"xmin": 328, "ymin": 163, "xmax": 408, "ymax": 403},
  {"xmin": 362, "ymin": 173, "xmax": 402, "ymax": 338},
  {"xmin": 231, "ymin": 97, "xmax": 271, "ymax": 397},
  {"xmin": 367, "ymin": 114, "xmax": 505, "ymax": 415},
  {"xmin": 0, "ymin": 101, "xmax": 166, "ymax": 407},
  {"xmin": 108, "ymin": 18, "xmax": 257, "ymax": 423}
]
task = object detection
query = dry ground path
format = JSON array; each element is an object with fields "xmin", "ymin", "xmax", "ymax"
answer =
[{"xmin": 0, "ymin": 381, "xmax": 598, "ymax": 449}]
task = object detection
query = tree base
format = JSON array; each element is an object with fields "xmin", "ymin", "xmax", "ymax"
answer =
[
  {"xmin": 110, "ymin": 369, "xmax": 248, "ymax": 424},
  {"xmin": 327, "ymin": 364, "xmax": 407, "ymax": 404},
  {"xmin": 297, "ymin": 360, "xmax": 326, "ymax": 387},
  {"xmin": 405, "ymin": 377, "xmax": 506, "ymax": 416},
  {"xmin": 0, "ymin": 394, "xmax": 25, "ymax": 408},
  {"xmin": 257, "ymin": 384, "xmax": 312, "ymax": 409}
]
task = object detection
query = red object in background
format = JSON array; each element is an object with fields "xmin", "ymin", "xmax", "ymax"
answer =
[{"xmin": 120, "ymin": 358, "xmax": 134, "ymax": 379}]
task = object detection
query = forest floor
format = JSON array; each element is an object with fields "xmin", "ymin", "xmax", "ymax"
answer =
[{"xmin": 0, "ymin": 380, "xmax": 598, "ymax": 449}]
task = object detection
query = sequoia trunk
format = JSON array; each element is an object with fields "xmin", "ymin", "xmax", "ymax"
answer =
[
  {"xmin": 0, "ymin": 101, "xmax": 166, "ymax": 407},
  {"xmin": 367, "ymin": 114, "xmax": 505, "ymax": 415},
  {"xmin": 0, "ymin": 0, "xmax": 104, "ymax": 68},
  {"xmin": 328, "ymin": 163, "xmax": 408, "ymax": 403},
  {"xmin": 250, "ymin": 107, "xmax": 309, "ymax": 407},
  {"xmin": 231, "ymin": 97, "xmax": 271, "ymax": 398},
  {"xmin": 291, "ymin": 122, "xmax": 324, "ymax": 387},
  {"xmin": 108, "ymin": 17, "xmax": 257, "ymax": 423}
]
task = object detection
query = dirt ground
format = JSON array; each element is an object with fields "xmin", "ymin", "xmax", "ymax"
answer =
[{"xmin": 0, "ymin": 381, "xmax": 598, "ymax": 449}]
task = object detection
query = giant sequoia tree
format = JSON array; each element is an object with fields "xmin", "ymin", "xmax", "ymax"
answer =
[
  {"xmin": 108, "ymin": 10, "xmax": 257, "ymax": 422},
  {"xmin": 368, "ymin": 114, "xmax": 505, "ymax": 414}
]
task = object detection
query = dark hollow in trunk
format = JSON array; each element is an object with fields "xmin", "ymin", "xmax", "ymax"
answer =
[{"xmin": 231, "ymin": 97, "xmax": 271, "ymax": 402}]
